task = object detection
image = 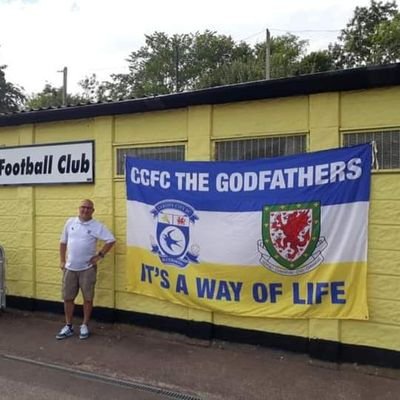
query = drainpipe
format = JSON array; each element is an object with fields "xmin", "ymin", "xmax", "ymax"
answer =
[{"xmin": 0, "ymin": 246, "xmax": 6, "ymax": 310}]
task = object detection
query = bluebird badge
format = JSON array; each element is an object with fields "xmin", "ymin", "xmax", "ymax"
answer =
[{"xmin": 150, "ymin": 200, "xmax": 200, "ymax": 268}]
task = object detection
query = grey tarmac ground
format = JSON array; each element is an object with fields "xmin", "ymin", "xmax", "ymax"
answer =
[{"xmin": 1, "ymin": 309, "xmax": 400, "ymax": 400}]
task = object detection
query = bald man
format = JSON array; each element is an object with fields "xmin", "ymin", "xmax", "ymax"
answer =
[{"xmin": 57, "ymin": 199, "xmax": 115, "ymax": 340}]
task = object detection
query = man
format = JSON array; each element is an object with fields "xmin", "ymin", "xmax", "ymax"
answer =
[{"xmin": 56, "ymin": 199, "xmax": 115, "ymax": 340}]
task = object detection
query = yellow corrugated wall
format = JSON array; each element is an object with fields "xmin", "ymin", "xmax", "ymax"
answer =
[{"xmin": 0, "ymin": 86, "xmax": 399, "ymax": 352}]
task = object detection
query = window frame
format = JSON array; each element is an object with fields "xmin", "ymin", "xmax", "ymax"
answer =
[
  {"xmin": 213, "ymin": 133, "xmax": 308, "ymax": 161},
  {"xmin": 342, "ymin": 127, "xmax": 400, "ymax": 172},
  {"xmin": 114, "ymin": 142, "xmax": 186, "ymax": 178}
]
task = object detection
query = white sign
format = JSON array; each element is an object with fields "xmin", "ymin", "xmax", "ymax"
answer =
[{"xmin": 0, "ymin": 141, "xmax": 94, "ymax": 185}]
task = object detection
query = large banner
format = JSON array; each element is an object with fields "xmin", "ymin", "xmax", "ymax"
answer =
[{"xmin": 125, "ymin": 144, "xmax": 372, "ymax": 319}]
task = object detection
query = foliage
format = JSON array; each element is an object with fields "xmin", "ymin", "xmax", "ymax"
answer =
[
  {"xmin": 85, "ymin": 31, "xmax": 332, "ymax": 101},
  {"xmin": 79, "ymin": 74, "xmax": 109, "ymax": 102},
  {"xmin": 196, "ymin": 58, "xmax": 264, "ymax": 88},
  {"xmin": 256, "ymin": 33, "xmax": 309, "ymax": 78},
  {"xmin": 108, "ymin": 31, "xmax": 254, "ymax": 97},
  {"xmin": 26, "ymin": 83, "xmax": 86, "ymax": 109},
  {"xmin": 0, "ymin": 64, "xmax": 26, "ymax": 113},
  {"xmin": 294, "ymin": 50, "xmax": 336, "ymax": 75},
  {"xmin": 330, "ymin": 0, "xmax": 400, "ymax": 68},
  {"xmin": 374, "ymin": 13, "xmax": 400, "ymax": 61}
]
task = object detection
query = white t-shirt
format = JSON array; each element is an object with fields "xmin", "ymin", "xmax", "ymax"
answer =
[{"xmin": 60, "ymin": 217, "xmax": 115, "ymax": 271}]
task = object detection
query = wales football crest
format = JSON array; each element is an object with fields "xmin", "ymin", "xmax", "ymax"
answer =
[{"xmin": 258, "ymin": 202, "xmax": 327, "ymax": 275}]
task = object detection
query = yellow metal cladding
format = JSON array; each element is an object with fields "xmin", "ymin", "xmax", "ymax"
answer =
[
  {"xmin": 212, "ymin": 97, "xmax": 308, "ymax": 138},
  {"xmin": 115, "ymin": 109, "xmax": 187, "ymax": 144},
  {"xmin": 341, "ymin": 87, "xmax": 400, "ymax": 130},
  {"xmin": 0, "ymin": 85, "xmax": 400, "ymax": 354}
]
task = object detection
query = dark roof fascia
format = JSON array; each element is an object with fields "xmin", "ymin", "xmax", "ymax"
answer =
[{"xmin": 1, "ymin": 63, "xmax": 400, "ymax": 128}]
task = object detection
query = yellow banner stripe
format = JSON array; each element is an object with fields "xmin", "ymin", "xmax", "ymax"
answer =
[{"xmin": 126, "ymin": 246, "xmax": 368, "ymax": 320}]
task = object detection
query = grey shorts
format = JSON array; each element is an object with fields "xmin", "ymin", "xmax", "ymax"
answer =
[{"xmin": 62, "ymin": 267, "xmax": 97, "ymax": 301}]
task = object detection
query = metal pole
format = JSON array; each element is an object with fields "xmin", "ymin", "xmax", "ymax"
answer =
[
  {"xmin": 58, "ymin": 67, "xmax": 68, "ymax": 105},
  {"xmin": 62, "ymin": 67, "xmax": 68, "ymax": 105},
  {"xmin": 175, "ymin": 43, "xmax": 179, "ymax": 92},
  {"xmin": 265, "ymin": 29, "xmax": 271, "ymax": 80}
]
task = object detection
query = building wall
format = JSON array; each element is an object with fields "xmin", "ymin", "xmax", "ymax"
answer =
[{"xmin": 1, "ymin": 86, "xmax": 400, "ymax": 355}]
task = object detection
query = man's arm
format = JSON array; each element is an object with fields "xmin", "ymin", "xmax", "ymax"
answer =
[
  {"xmin": 90, "ymin": 240, "xmax": 115, "ymax": 265},
  {"xmin": 60, "ymin": 242, "xmax": 67, "ymax": 270},
  {"xmin": 98, "ymin": 240, "xmax": 115, "ymax": 258}
]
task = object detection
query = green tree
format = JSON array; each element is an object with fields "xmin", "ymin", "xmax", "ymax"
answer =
[
  {"xmin": 294, "ymin": 50, "xmax": 336, "ymax": 75},
  {"xmin": 107, "ymin": 31, "xmax": 249, "ymax": 98},
  {"xmin": 0, "ymin": 64, "xmax": 26, "ymax": 113},
  {"xmin": 330, "ymin": 0, "xmax": 400, "ymax": 68},
  {"xmin": 255, "ymin": 33, "xmax": 309, "ymax": 78},
  {"xmin": 374, "ymin": 13, "xmax": 400, "ymax": 61},
  {"xmin": 94, "ymin": 31, "xmax": 322, "ymax": 100},
  {"xmin": 79, "ymin": 74, "xmax": 109, "ymax": 102},
  {"xmin": 196, "ymin": 58, "xmax": 264, "ymax": 88},
  {"xmin": 190, "ymin": 32, "xmax": 256, "ymax": 87},
  {"xmin": 26, "ymin": 83, "xmax": 86, "ymax": 109}
]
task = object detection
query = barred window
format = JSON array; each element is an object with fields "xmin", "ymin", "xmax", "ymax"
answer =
[
  {"xmin": 116, "ymin": 145, "xmax": 185, "ymax": 175},
  {"xmin": 343, "ymin": 130, "xmax": 400, "ymax": 169},
  {"xmin": 215, "ymin": 135, "xmax": 307, "ymax": 161}
]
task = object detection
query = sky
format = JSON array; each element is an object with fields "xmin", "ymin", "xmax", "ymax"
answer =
[{"xmin": 0, "ymin": 0, "xmax": 394, "ymax": 95}]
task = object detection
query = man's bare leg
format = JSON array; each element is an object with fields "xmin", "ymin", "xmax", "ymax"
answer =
[
  {"xmin": 82, "ymin": 300, "xmax": 93, "ymax": 325},
  {"xmin": 64, "ymin": 300, "xmax": 75, "ymax": 325}
]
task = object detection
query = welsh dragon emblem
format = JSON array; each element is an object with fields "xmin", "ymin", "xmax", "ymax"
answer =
[{"xmin": 258, "ymin": 202, "xmax": 327, "ymax": 275}]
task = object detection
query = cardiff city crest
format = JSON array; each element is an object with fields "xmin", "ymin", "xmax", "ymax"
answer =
[
  {"xmin": 150, "ymin": 200, "xmax": 200, "ymax": 268},
  {"xmin": 258, "ymin": 202, "xmax": 327, "ymax": 275}
]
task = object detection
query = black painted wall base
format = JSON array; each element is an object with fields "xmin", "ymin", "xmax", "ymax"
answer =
[{"xmin": 5, "ymin": 295, "xmax": 400, "ymax": 369}]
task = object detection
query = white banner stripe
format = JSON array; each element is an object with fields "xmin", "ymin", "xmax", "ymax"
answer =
[{"xmin": 127, "ymin": 200, "xmax": 368, "ymax": 266}]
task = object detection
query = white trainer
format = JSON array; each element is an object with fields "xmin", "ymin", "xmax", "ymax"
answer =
[
  {"xmin": 79, "ymin": 324, "xmax": 90, "ymax": 340},
  {"xmin": 56, "ymin": 324, "xmax": 74, "ymax": 340}
]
